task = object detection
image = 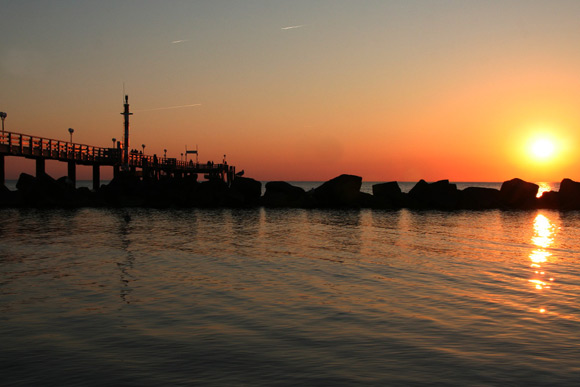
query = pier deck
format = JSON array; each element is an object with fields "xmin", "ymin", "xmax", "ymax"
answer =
[{"xmin": 0, "ymin": 131, "xmax": 235, "ymax": 189}]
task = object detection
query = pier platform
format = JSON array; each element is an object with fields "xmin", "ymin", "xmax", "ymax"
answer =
[{"xmin": 0, "ymin": 131, "xmax": 236, "ymax": 190}]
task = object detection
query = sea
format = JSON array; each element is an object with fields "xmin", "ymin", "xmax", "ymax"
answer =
[{"xmin": 1, "ymin": 181, "xmax": 579, "ymax": 386}]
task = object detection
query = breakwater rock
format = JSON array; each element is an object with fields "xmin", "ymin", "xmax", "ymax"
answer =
[
  {"xmin": 261, "ymin": 175, "xmax": 580, "ymax": 211},
  {"xmin": 2, "ymin": 172, "xmax": 263, "ymax": 208},
  {"xmin": 2, "ymin": 172, "xmax": 580, "ymax": 210}
]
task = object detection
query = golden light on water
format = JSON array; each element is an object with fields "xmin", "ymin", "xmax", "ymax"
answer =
[
  {"xmin": 529, "ymin": 214, "xmax": 557, "ymax": 314},
  {"xmin": 529, "ymin": 250, "xmax": 550, "ymax": 264},
  {"xmin": 529, "ymin": 279, "xmax": 546, "ymax": 289},
  {"xmin": 536, "ymin": 182, "xmax": 552, "ymax": 198},
  {"xmin": 531, "ymin": 214, "xmax": 554, "ymax": 248}
]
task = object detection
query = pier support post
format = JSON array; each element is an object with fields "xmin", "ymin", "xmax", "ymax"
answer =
[
  {"xmin": 36, "ymin": 158, "xmax": 45, "ymax": 177},
  {"xmin": 0, "ymin": 155, "xmax": 4, "ymax": 186},
  {"xmin": 68, "ymin": 161, "xmax": 76, "ymax": 188},
  {"xmin": 92, "ymin": 164, "xmax": 100, "ymax": 191},
  {"xmin": 113, "ymin": 165, "xmax": 120, "ymax": 179}
]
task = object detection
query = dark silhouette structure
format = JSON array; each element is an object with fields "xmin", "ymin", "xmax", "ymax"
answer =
[{"xmin": 0, "ymin": 96, "xmax": 236, "ymax": 189}]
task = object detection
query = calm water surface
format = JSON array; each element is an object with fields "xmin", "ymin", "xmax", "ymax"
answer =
[{"xmin": 1, "ymin": 194, "xmax": 579, "ymax": 385}]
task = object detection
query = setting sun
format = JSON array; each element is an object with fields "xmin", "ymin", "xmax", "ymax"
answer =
[{"xmin": 531, "ymin": 138, "xmax": 555, "ymax": 160}]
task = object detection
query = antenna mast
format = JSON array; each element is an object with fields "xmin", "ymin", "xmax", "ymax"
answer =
[{"xmin": 121, "ymin": 95, "xmax": 133, "ymax": 170}]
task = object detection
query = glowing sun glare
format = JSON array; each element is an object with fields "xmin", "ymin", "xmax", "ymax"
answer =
[{"xmin": 531, "ymin": 138, "xmax": 555, "ymax": 160}]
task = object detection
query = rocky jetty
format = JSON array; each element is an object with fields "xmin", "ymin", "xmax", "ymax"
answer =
[
  {"xmin": 2, "ymin": 172, "xmax": 580, "ymax": 211},
  {"xmin": 499, "ymin": 178, "xmax": 539, "ymax": 209},
  {"xmin": 261, "ymin": 181, "xmax": 309, "ymax": 207}
]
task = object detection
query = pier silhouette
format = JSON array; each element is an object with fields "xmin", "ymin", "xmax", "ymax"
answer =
[{"xmin": 0, "ymin": 96, "xmax": 236, "ymax": 189}]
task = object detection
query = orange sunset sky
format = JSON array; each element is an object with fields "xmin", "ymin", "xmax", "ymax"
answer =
[{"xmin": 2, "ymin": 1, "xmax": 580, "ymax": 182}]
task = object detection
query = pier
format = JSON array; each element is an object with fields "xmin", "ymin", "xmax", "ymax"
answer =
[{"xmin": 0, "ymin": 96, "xmax": 236, "ymax": 190}]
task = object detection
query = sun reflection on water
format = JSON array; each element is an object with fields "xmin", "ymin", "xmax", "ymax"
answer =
[
  {"xmin": 529, "ymin": 213, "xmax": 557, "ymax": 314},
  {"xmin": 536, "ymin": 182, "xmax": 552, "ymax": 198}
]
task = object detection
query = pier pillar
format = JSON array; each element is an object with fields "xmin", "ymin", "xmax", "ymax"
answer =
[
  {"xmin": 35, "ymin": 158, "xmax": 45, "ymax": 177},
  {"xmin": 68, "ymin": 161, "xmax": 76, "ymax": 187},
  {"xmin": 0, "ymin": 155, "xmax": 4, "ymax": 186},
  {"xmin": 113, "ymin": 165, "xmax": 120, "ymax": 179},
  {"xmin": 92, "ymin": 164, "xmax": 100, "ymax": 191}
]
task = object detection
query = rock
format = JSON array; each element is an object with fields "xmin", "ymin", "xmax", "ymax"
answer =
[
  {"xmin": 536, "ymin": 191, "xmax": 559, "ymax": 209},
  {"xmin": 499, "ymin": 178, "xmax": 538, "ymax": 209},
  {"xmin": 56, "ymin": 176, "xmax": 75, "ymax": 190},
  {"xmin": 0, "ymin": 183, "xmax": 20, "ymax": 207},
  {"xmin": 0, "ymin": 183, "xmax": 10, "ymax": 196},
  {"xmin": 311, "ymin": 174, "xmax": 363, "ymax": 207},
  {"xmin": 558, "ymin": 178, "xmax": 580, "ymax": 210},
  {"xmin": 408, "ymin": 179, "xmax": 459, "ymax": 209},
  {"xmin": 459, "ymin": 187, "xmax": 501, "ymax": 210},
  {"xmin": 15, "ymin": 173, "xmax": 74, "ymax": 206},
  {"xmin": 16, "ymin": 173, "xmax": 36, "ymax": 193},
  {"xmin": 100, "ymin": 172, "xmax": 146, "ymax": 206},
  {"xmin": 262, "ymin": 181, "xmax": 308, "ymax": 207},
  {"xmin": 228, "ymin": 177, "xmax": 262, "ymax": 206},
  {"xmin": 357, "ymin": 192, "xmax": 377, "ymax": 208},
  {"xmin": 106, "ymin": 172, "xmax": 142, "ymax": 194},
  {"xmin": 372, "ymin": 181, "xmax": 405, "ymax": 208},
  {"xmin": 194, "ymin": 179, "xmax": 229, "ymax": 207},
  {"xmin": 372, "ymin": 181, "xmax": 401, "ymax": 197}
]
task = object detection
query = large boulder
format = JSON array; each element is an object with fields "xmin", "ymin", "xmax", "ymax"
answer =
[
  {"xmin": 372, "ymin": 181, "xmax": 401, "ymax": 197},
  {"xmin": 99, "ymin": 172, "xmax": 146, "ymax": 206},
  {"xmin": 262, "ymin": 181, "xmax": 308, "ymax": 207},
  {"xmin": 558, "ymin": 178, "xmax": 580, "ymax": 210},
  {"xmin": 372, "ymin": 181, "xmax": 405, "ymax": 208},
  {"xmin": 499, "ymin": 178, "xmax": 538, "ymax": 209},
  {"xmin": 228, "ymin": 177, "xmax": 262, "ymax": 207},
  {"xmin": 194, "ymin": 178, "xmax": 229, "ymax": 207},
  {"xmin": 407, "ymin": 179, "xmax": 459, "ymax": 209},
  {"xmin": 459, "ymin": 187, "xmax": 501, "ymax": 210},
  {"xmin": 357, "ymin": 192, "xmax": 377, "ymax": 208},
  {"xmin": 15, "ymin": 173, "xmax": 36, "ymax": 193},
  {"xmin": 311, "ymin": 174, "xmax": 362, "ymax": 207},
  {"xmin": 0, "ymin": 183, "xmax": 10, "ymax": 198},
  {"xmin": 536, "ymin": 190, "xmax": 560, "ymax": 209},
  {"xmin": 16, "ymin": 173, "xmax": 75, "ymax": 206},
  {"xmin": 0, "ymin": 183, "xmax": 21, "ymax": 207}
]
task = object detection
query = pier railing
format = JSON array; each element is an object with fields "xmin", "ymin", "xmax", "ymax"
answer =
[
  {"xmin": 133, "ymin": 153, "xmax": 231, "ymax": 173},
  {"xmin": 0, "ymin": 131, "xmax": 117, "ymax": 165},
  {"xmin": 0, "ymin": 130, "xmax": 234, "ymax": 176}
]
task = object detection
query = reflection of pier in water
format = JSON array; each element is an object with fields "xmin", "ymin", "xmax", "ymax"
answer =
[
  {"xmin": 0, "ymin": 95, "xmax": 236, "ymax": 189},
  {"xmin": 117, "ymin": 212, "xmax": 135, "ymax": 305}
]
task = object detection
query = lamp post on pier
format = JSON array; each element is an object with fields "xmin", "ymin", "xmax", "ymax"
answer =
[
  {"xmin": 0, "ymin": 112, "xmax": 6, "ymax": 134},
  {"xmin": 142, "ymin": 144, "xmax": 145, "ymax": 154},
  {"xmin": 164, "ymin": 149, "xmax": 167, "ymax": 160},
  {"xmin": 112, "ymin": 138, "xmax": 116, "ymax": 148},
  {"xmin": 68, "ymin": 128, "xmax": 74, "ymax": 143}
]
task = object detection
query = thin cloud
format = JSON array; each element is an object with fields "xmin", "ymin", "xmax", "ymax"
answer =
[
  {"xmin": 136, "ymin": 104, "xmax": 201, "ymax": 112},
  {"xmin": 171, "ymin": 39, "xmax": 189, "ymax": 44},
  {"xmin": 281, "ymin": 25, "xmax": 305, "ymax": 30}
]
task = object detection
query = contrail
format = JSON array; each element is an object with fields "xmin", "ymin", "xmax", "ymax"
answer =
[
  {"xmin": 281, "ymin": 25, "xmax": 305, "ymax": 30},
  {"xmin": 171, "ymin": 39, "xmax": 189, "ymax": 44},
  {"xmin": 135, "ymin": 104, "xmax": 201, "ymax": 112}
]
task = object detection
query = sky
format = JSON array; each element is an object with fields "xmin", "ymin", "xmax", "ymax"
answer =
[{"xmin": 2, "ymin": 0, "xmax": 580, "ymax": 182}]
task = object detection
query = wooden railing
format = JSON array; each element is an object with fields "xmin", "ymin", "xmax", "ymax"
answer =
[
  {"xmin": 0, "ymin": 131, "xmax": 117, "ymax": 164},
  {"xmin": 131, "ymin": 153, "xmax": 230, "ymax": 172},
  {"xmin": 0, "ymin": 131, "xmax": 234, "ymax": 175}
]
